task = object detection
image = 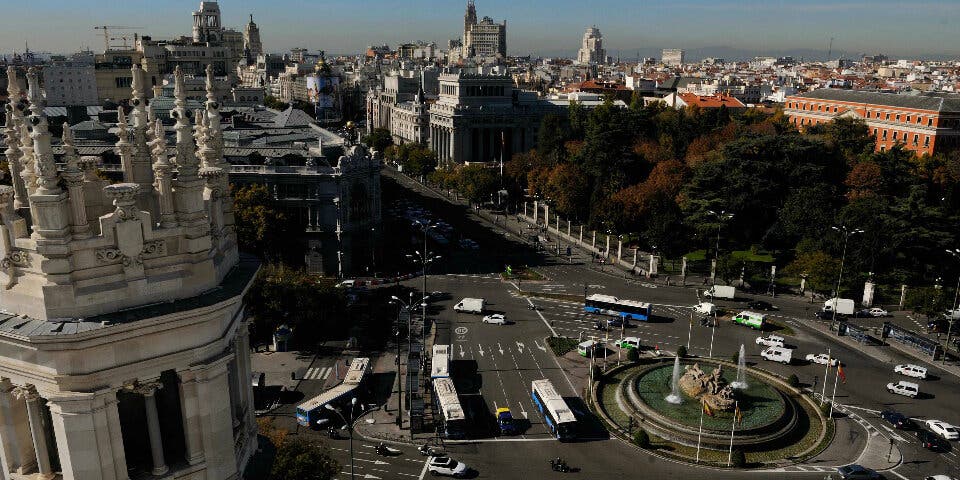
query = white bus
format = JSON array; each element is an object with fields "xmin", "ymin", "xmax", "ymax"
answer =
[
  {"xmin": 431, "ymin": 344, "xmax": 450, "ymax": 379},
  {"xmin": 433, "ymin": 377, "xmax": 466, "ymax": 439},
  {"xmin": 296, "ymin": 357, "xmax": 370, "ymax": 428},
  {"xmin": 584, "ymin": 294, "xmax": 652, "ymax": 322},
  {"xmin": 531, "ymin": 379, "xmax": 577, "ymax": 440}
]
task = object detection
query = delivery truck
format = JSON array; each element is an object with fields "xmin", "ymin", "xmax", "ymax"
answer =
[
  {"xmin": 704, "ymin": 285, "xmax": 736, "ymax": 300},
  {"xmin": 454, "ymin": 298, "xmax": 486, "ymax": 314},
  {"xmin": 822, "ymin": 298, "xmax": 855, "ymax": 316}
]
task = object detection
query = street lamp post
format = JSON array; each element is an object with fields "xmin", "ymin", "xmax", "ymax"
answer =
[
  {"xmin": 706, "ymin": 210, "xmax": 734, "ymax": 285},
  {"xmin": 325, "ymin": 398, "xmax": 359, "ymax": 480},
  {"xmin": 830, "ymin": 225, "xmax": 864, "ymax": 330},
  {"xmin": 944, "ymin": 248, "xmax": 960, "ymax": 350}
]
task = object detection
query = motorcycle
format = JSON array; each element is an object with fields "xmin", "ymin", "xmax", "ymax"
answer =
[
  {"xmin": 375, "ymin": 443, "xmax": 402, "ymax": 456},
  {"xmin": 327, "ymin": 427, "xmax": 341, "ymax": 440},
  {"xmin": 527, "ymin": 304, "xmax": 542, "ymax": 311},
  {"xmin": 550, "ymin": 458, "xmax": 570, "ymax": 473},
  {"xmin": 418, "ymin": 444, "xmax": 443, "ymax": 456},
  {"xmin": 593, "ymin": 321, "xmax": 607, "ymax": 331}
]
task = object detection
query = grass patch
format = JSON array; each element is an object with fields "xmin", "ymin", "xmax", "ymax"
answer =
[
  {"xmin": 683, "ymin": 249, "xmax": 707, "ymax": 261},
  {"xmin": 547, "ymin": 336, "xmax": 580, "ymax": 356},
  {"xmin": 731, "ymin": 250, "xmax": 776, "ymax": 263},
  {"xmin": 765, "ymin": 318, "xmax": 796, "ymax": 336}
]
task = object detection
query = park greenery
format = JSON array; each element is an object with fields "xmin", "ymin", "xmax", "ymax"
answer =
[{"xmin": 397, "ymin": 97, "xmax": 960, "ymax": 301}]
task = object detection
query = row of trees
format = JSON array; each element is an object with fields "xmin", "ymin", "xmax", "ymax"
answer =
[{"xmin": 404, "ymin": 96, "xmax": 960, "ymax": 299}]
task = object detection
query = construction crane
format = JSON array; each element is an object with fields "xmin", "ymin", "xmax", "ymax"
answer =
[{"xmin": 93, "ymin": 26, "xmax": 143, "ymax": 52}]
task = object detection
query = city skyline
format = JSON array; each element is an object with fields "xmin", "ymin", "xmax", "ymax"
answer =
[{"xmin": 3, "ymin": 0, "xmax": 959, "ymax": 60}]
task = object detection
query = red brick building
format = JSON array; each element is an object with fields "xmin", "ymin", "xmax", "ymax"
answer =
[{"xmin": 784, "ymin": 89, "xmax": 960, "ymax": 156}]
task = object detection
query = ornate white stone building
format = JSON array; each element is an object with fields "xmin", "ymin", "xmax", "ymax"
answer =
[{"xmin": 0, "ymin": 62, "xmax": 258, "ymax": 479}]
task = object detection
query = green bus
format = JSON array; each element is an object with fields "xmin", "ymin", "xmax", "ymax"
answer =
[{"xmin": 732, "ymin": 311, "xmax": 766, "ymax": 330}]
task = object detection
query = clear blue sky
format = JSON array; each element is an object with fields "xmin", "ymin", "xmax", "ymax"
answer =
[{"xmin": 3, "ymin": 0, "xmax": 958, "ymax": 59}]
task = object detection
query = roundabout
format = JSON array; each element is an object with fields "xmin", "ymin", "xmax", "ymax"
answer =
[{"xmin": 595, "ymin": 356, "xmax": 832, "ymax": 467}]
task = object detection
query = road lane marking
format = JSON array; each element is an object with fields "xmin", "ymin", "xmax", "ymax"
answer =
[
  {"xmin": 516, "ymin": 341, "xmax": 525, "ymax": 353},
  {"xmin": 417, "ymin": 459, "xmax": 429, "ymax": 480},
  {"xmin": 458, "ymin": 344, "xmax": 465, "ymax": 358},
  {"xmin": 498, "ymin": 342, "xmax": 504, "ymax": 356},
  {"xmin": 535, "ymin": 340, "xmax": 547, "ymax": 352},
  {"xmin": 880, "ymin": 425, "xmax": 906, "ymax": 442},
  {"xmin": 477, "ymin": 344, "xmax": 485, "ymax": 357},
  {"xmin": 526, "ymin": 297, "xmax": 558, "ymax": 337}
]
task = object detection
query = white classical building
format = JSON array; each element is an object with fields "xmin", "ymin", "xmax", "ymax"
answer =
[{"xmin": 0, "ymin": 63, "xmax": 258, "ymax": 480}]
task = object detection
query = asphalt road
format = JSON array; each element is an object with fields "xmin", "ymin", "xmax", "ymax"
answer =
[{"xmin": 323, "ymin": 172, "xmax": 960, "ymax": 480}]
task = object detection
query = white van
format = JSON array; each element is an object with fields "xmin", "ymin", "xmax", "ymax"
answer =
[
  {"xmin": 577, "ymin": 340, "xmax": 601, "ymax": 357},
  {"xmin": 886, "ymin": 380, "xmax": 919, "ymax": 398},
  {"xmin": 760, "ymin": 346, "xmax": 792, "ymax": 364},
  {"xmin": 694, "ymin": 302, "xmax": 716, "ymax": 315},
  {"xmin": 894, "ymin": 364, "xmax": 928, "ymax": 379}
]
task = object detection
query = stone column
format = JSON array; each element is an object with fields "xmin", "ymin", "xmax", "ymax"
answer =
[
  {"xmin": 13, "ymin": 385, "xmax": 51, "ymax": 476},
  {"xmin": 567, "ymin": 220, "xmax": 571, "ymax": 237},
  {"xmin": 178, "ymin": 370, "xmax": 205, "ymax": 465},
  {"xmin": 103, "ymin": 393, "xmax": 128, "ymax": 480},
  {"xmin": 633, "ymin": 249, "xmax": 638, "ymax": 268},
  {"xmin": 617, "ymin": 239, "xmax": 622, "ymax": 264},
  {"xmin": 195, "ymin": 356, "xmax": 239, "ymax": 480},
  {"xmin": 591, "ymin": 230, "xmax": 596, "ymax": 249},
  {"xmin": 605, "ymin": 235, "xmax": 611, "ymax": 259},
  {"xmin": 0, "ymin": 380, "xmax": 34, "ymax": 475},
  {"xmin": 579, "ymin": 225, "xmax": 583, "ymax": 245},
  {"xmin": 523, "ymin": 202, "xmax": 527, "ymax": 217},
  {"xmin": 448, "ymin": 127, "xmax": 456, "ymax": 164},
  {"xmin": 543, "ymin": 204, "xmax": 549, "ymax": 230},
  {"xmin": 0, "ymin": 379, "xmax": 25, "ymax": 475},
  {"xmin": 532, "ymin": 201, "xmax": 538, "ymax": 223},
  {"xmin": 47, "ymin": 390, "xmax": 126, "ymax": 480},
  {"xmin": 681, "ymin": 257, "xmax": 688, "ymax": 286},
  {"xmin": 135, "ymin": 383, "xmax": 168, "ymax": 476}
]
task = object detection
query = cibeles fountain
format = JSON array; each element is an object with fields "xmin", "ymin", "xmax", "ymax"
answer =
[{"xmin": 610, "ymin": 353, "xmax": 826, "ymax": 457}]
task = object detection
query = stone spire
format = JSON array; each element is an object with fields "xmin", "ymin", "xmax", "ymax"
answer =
[
  {"xmin": 18, "ymin": 120, "xmax": 36, "ymax": 197},
  {"xmin": 205, "ymin": 64, "xmax": 236, "ymax": 254},
  {"xmin": 116, "ymin": 108, "xmax": 135, "ymax": 181},
  {"xmin": 27, "ymin": 68, "xmax": 60, "ymax": 196},
  {"xmin": 128, "ymin": 63, "xmax": 155, "ymax": 194},
  {"xmin": 61, "ymin": 124, "xmax": 91, "ymax": 239},
  {"xmin": 151, "ymin": 122, "xmax": 177, "ymax": 229},
  {"xmin": 146, "ymin": 102, "xmax": 157, "ymax": 144},
  {"xmin": 3, "ymin": 109, "xmax": 28, "ymax": 210},
  {"xmin": 170, "ymin": 66, "xmax": 208, "ymax": 235}
]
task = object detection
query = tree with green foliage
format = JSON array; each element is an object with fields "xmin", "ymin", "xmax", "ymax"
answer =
[
  {"xmin": 244, "ymin": 263, "xmax": 345, "ymax": 347},
  {"xmin": 363, "ymin": 127, "xmax": 393, "ymax": 152},
  {"xmin": 783, "ymin": 249, "xmax": 840, "ymax": 295},
  {"xmin": 456, "ymin": 164, "xmax": 499, "ymax": 205},
  {"xmin": 905, "ymin": 286, "xmax": 950, "ymax": 319},
  {"xmin": 270, "ymin": 437, "xmax": 340, "ymax": 480},
  {"xmin": 232, "ymin": 183, "xmax": 298, "ymax": 260},
  {"xmin": 730, "ymin": 449, "xmax": 746, "ymax": 468},
  {"xmin": 676, "ymin": 345, "xmax": 688, "ymax": 358},
  {"xmin": 627, "ymin": 347, "xmax": 640, "ymax": 362},
  {"xmin": 633, "ymin": 429, "xmax": 650, "ymax": 448},
  {"xmin": 264, "ymin": 96, "xmax": 289, "ymax": 111}
]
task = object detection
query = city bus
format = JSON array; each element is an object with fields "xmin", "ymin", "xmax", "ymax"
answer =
[
  {"xmin": 531, "ymin": 379, "xmax": 577, "ymax": 440},
  {"xmin": 584, "ymin": 294, "xmax": 652, "ymax": 322},
  {"xmin": 431, "ymin": 344, "xmax": 450, "ymax": 379},
  {"xmin": 295, "ymin": 357, "xmax": 370, "ymax": 428},
  {"xmin": 432, "ymin": 377, "xmax": 467, "ymax": 439}
]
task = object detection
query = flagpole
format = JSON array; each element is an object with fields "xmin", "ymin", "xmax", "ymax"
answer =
[
  {"xmin": 727, "ymin": 400, "xmax": 738, "ymax": 466},
  {"xmin": 819, "ymin": 348, "xmax": 831, "ymax": 404},
  {"xmin": 829, "ymin": 360, "xmax": 841, "ymax": 418},
  {"xmin": 696, "ymin": 400, "xmax": 705, "ymax": 463}
]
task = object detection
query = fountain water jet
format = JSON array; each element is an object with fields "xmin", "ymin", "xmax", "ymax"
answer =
[
  {"xmin": 665, "ymin": 355, "xmax": 683, "ymax": 404},
  {"xmin": 731, "ymin": 344, "xmax": 748, "ymax": 389}
]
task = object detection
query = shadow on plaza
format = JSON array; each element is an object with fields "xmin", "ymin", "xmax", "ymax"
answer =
[
  {"xmin": 243, "ymin": 434, "xmax": 279, "ymax": 479},
  {"xmin": 253, "ymin": 386, "xmax": 305, "ymax": 410},
  {"xmin": 368, "ymin": 371, "xmax": 398, "ymax": 406},
  {"xmin": 564, "ymin": 396, "xmax": 610, "ymax": 441}
]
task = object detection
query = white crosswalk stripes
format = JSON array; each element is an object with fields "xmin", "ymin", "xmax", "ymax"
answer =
[{"xmin": 304, "ymin": 366, "xmax": 332, "ymax": 381}]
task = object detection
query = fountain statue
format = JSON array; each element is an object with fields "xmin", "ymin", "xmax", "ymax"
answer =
[
  {"xmin": 665, "ymin": 355, "xmax": 683, "ymax": 404},
  {"xmin": 731, "ymin": 344, "xmax": 748, "ymax": 390},
  {"xmin": 678, "ymin": 363, "xmax": 737, "ymax": 411}
]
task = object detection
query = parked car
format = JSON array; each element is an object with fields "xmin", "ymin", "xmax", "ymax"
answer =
[
  {"xmin": 427, "ymin": 456, "xmax": 469, "ymax": 477},
  {"xmin": 618, "ymin": 337, "xmax": 642, "ymax": 350},
  {"xmin": 886, "ymin": 380, "xmax": 919, "ymax": 398},
  {"xmin": 496, "ymin": 407, "xmax": 517, "ymax": 435},
  {"xmin": 837, "ymin": 464, "xmax": 881, "ymax": 479},
  {"xmin": 482, "ymin": 314, "xmax": 507, "ymax": 325},
  {"xmin": 894, "ymin": 364, "xmax": 928, "ymax": 379},
  {"xmin": 868, "ymin": 307, "xmax": 889, "ymax": 317},
  {"xmin": 755, "ymin": 335, "xmax": 785, "ymax": 347},
  {"xmin": 746, "ymin": 300, "xmax": 778, "ymax": 311},
  {"xmin": 805, "ymin": 353, "xmax": 838, "ymax": 366},
  {"xmin": 925, "ymin": 420, "xmax": 960, "ymax": 440},
  {"xmin": 924, "ymin": 476, "xmax": 956, "ymax": 480},
  {"xmin": 880, "ymin": 410, "xmax": 915, "ymax": 430},
  {"xmin": 852, "ymin": 309, "xmax": 873, "ymax": 318},
  {"xmin": 815, "ymin": 310, "xmax": 845, "ymax": 320},
  {"xmin": 917, "ymin": 429, "xmax": 950, "ymax": 451}
]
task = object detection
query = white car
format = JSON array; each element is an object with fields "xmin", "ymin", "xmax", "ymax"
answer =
[
  {"xmin": 925, "ymin": 420, "xmax": 960, "ymax": 440},
  {"xmin": 482, "ymin": 314, "xmax": 507, "ymax": 325},
  {"xmin": 755, "ymin": 335, "xmax": 785, "ymax": 347},
  {"xmin": 886, "ymin": 380, "xmax": 919, "ymax": 398},
  {"xmin": 427, "ymin": 456, "xmax": 469, "ymax": 477},
  {"xmin": 805, "ymin": 353, "xmax": 838, "ymax": 366},
  {"xmin": 868, "ymin": 307, "xmax": 889, "ymax": 317},
  {"xmin": 894, "ymin": 363, "xmax": 927, "ymax": 379}
]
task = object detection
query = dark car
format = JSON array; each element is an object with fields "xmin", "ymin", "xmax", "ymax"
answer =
[
  {"xmin": 837, "ymin": 464, "xmax": 881, "ymax": 479},
  {"xmin": 880, "ymin": 410, "xmax": 915, "ymax": 430},
  {"xmin": 852, "ymin": 309, "xmax": 873, "ymax": 318},
  {"xmin": 917, "ymin": 429, "xmax": 949, "ymax": 451},
  {"xmin": 747, "ymin": 300, "xmax": 778, "ymax": 311},
  {"xmin": 815, "ymin": 310, "xmax": 845, "ymax": 320}
]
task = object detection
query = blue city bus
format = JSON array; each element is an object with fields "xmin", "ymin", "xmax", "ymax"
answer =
[
  {"xmin": 531, "ymin": 379, "xmax": 577, "ymax": 440},
  {"xmin": 584, "ymin": 294, "xmax": 652, "ymax": 322}
]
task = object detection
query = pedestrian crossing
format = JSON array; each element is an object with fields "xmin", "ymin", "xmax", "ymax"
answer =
[{"xmin": 304, "ymin": 366, "xmax": 333, "ymax": 381}]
